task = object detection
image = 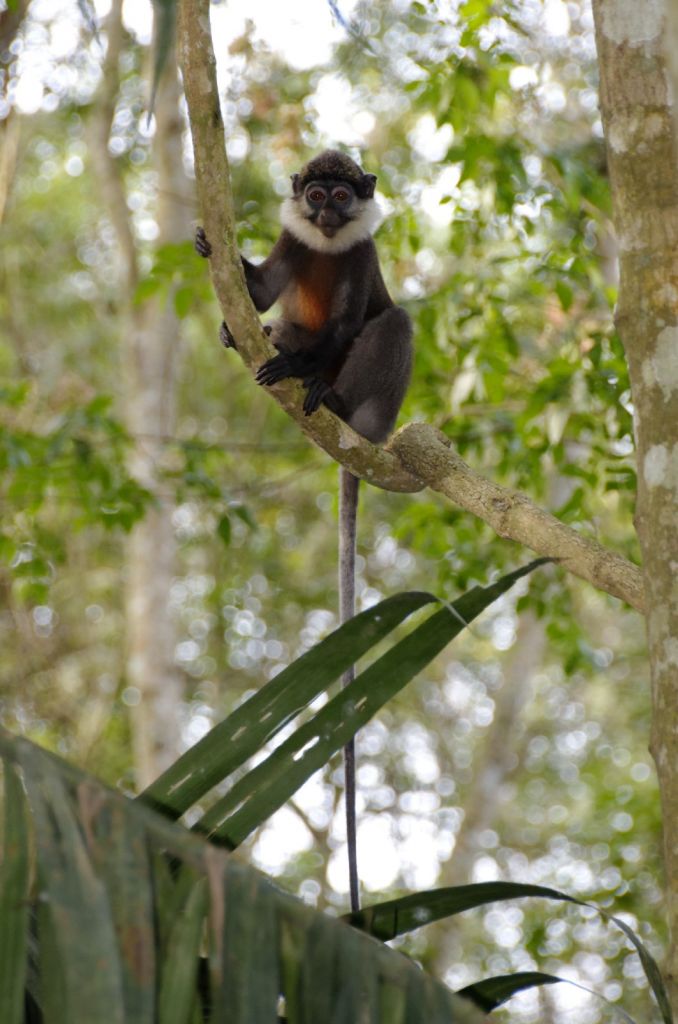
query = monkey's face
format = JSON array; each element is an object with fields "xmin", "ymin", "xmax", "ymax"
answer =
[
  {"xmin": 282, "ymin": 161, "xmax": 381, "ymax": 254},
  {"xmin": 302, "ymin": 180, "xmax": 357, "ymax": 238}
]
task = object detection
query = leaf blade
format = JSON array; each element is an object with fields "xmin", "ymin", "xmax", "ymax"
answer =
[
  {"xmin": 347, "ymin": 881, "xmax": 670, "ymax": 1023},
  {"xmin": 0, "ymin": 727, "xmax": 483, "ymax": 1024},
  {"xmin": 158, "ymin": 877, "xmax": 207, "ymax": 1024},
  {"xmin": 200, "ymin": 561, "xmax": 548, "ymax": 846},
  {"xmin": 17, "ymin": 749, "xmax": 126, "ymax": 1024},
  {"xmin": 0, "ymin": 764, "xmax": 30, "ymax": 1024},
  {"xmin": 141, "ymin": 592, "xmax": 437, "ymax": 818},
  {"xmin": 458, "ymin": 971, "xmax": 637, "ymax": 1022}
]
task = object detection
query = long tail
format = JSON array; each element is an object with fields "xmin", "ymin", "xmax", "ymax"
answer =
[{"xmin": 339, "ymin": 466, "xmax": 360, "ymax": 913}]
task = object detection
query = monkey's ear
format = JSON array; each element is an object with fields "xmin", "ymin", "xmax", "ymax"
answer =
[
  {"xmin": 361, "ymin": 173, "xmax": 377, "ymax": 199},
  {"xmin": 290, "ymin": 173, "xmax": 302, "ymax": 196}
]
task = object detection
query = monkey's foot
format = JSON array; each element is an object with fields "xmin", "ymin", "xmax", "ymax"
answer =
[
  {"xmin": 195, "ymin": 226, "xmax": 212, "ymax": 258},
  {"xmin": 219, "ymin": 321, "xmax": 237, "ymax": 349},
  {"xmin": 256, "ymin": 353, "xmax": 293, "ymax": 386},
  {"xmin": 256, "ymin": 346, "xmax": 310, "ymax": 386},
  {"xmin": 320, "ymin": 387, "xmax": 345, "ymax": 418},
  {"xmin": 302, "ymin": 377, "xmax": 333, "ymax": 416}
]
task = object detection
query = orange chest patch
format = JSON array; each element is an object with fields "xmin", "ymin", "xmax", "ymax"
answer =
[
  {"xmin": 295, "ymin": 282, "xmax": 332, "ymax": 331},
  {"xmin": 288, "ymin": 255, "xmax": 339, "ymax": 332}
]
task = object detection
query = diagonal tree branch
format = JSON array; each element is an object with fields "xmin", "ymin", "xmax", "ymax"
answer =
[
  {"xmin": 176, "ymin": 0, "xmax": 645, "ymax": 615},
  {"xmin": 391, "ymin": 424, "xmax": 644, "ymax": 611}
]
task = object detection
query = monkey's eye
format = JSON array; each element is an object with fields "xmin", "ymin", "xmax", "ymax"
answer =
[
  {"xmin": 332, "ymin": 188, "xmax": 350, "ymax": 203},
  {"xmin": 307, "ymin": 188, "xmax": 326, "ymax": 204}
]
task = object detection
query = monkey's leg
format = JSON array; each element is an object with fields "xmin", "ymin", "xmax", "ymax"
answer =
[
  {"xmin": 301, "ymin": 377, "xmax": 343, "ymax": 417},
  {"xmin": 256, "ymin": 320, "xmax": 318, "ymax": 386},
  {"xmin": 331, "ymin": 306, "xmax": 413, "ymax": 443}
]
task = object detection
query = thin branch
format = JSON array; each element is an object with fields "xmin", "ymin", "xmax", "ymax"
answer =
[{"xmin": 176, "ymin": 0, "xmax": 645, "ymax": 615}]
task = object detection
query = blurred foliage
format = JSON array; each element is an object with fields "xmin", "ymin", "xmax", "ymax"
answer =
[
  {"xmin": 0, "ymin": 386, "xmax": 151, "ymax": 604},
  {"xmin": 0, "ymin": 0, "xmax": 659, "ymax": 1021}
]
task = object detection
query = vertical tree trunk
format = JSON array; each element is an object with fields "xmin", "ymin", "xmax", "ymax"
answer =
[
  {"xmin": 91, "ymin": 2, "xmax": 188, "ymax": 787},
  {"xmin": 0, "ymin": 0, "xmax": 29, "ymax": 225},
  {"xmin": 125, "ymin": 57, "xmax": 188, "ymax": 787},
  {"xmin": 591, "ymin": 0, "xmax": 678, "ymax": 1007}
]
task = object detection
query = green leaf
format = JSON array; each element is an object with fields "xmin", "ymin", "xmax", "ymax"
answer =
[
  {"xmin": 231, "ymin": 504, "xmax": 257, "ymax": 531},
  {"xmin": 89, "ymin": 800, "xmax": 156, "ymax": 1023},
  {"xmin": 463, "ymin": 972, "xmax": 550, "ymax": 1013},
  {"xmin": 198, "ymin": 561, "xmax": 548, "ymax": 847},
  {"xmin": 0, "ymin": 764, "xmax": 30, "ymax": 1024},
  {"xmin": 173, "ymin": 285, "xmax": 194, "ymax": 319},
  {"xmin": 20, "ymin": 763, "xmax": 126, "ymax": 1023},
  {"xmin": 212, "ymin": 865, "xmax": 279, "ymax": 1024},
  {"xmin": 216, "ymin": 514, "xmax": 231, "ymax": 546},
  {"xmin": 458, "ymin": 971, "xmax": 637, "ymax": 1022},
  {"xmin": 140, "ymin": 592, "xmax": 438, "ymax": 819},
  {"xmin": 346, "ymin": 881, "xmax": 671, "ymax": 1024},
  {"xmin": 84, "ymin": 395, "xmax": 114, "ymax": 417},
  {"xmin": 345, "ymin": 881, "xmax": 574, "ymax": 940},
  {"xmin": 0, "ymin": 727, "xmax": 482, "ymax": 1024},
  {"xmin": 555, "ymin": 279, "xmax": 574, "ymax": 311},
  {"xmin": 37, "ymin": 895, "xmax": 68, "ymax": 1024},
  {"xmin": 134, "ymin": 276, "xmax": 163, "ymax": 304},
  {"xmin": 0, "ymin": 382, "xmax": 30, "ymax": 406},
  {"xmin": 158, "ymin": 877, "xmax": 207, "ymax": 1024},
  {"xmin": 607, "ymin": 911, "xmax": 672, "ymax": 1024}
]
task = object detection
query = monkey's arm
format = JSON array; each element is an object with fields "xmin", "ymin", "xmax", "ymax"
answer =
[
  {"xmin": 195, "ymin": 226, "xmax": 297, "ymax": 313},
  {"xmin": 256, "ymin": 245, "xmax": 375, "ymax": 387},
  {"xmin": 241, "ymin": 233, "xmax": 298, "ymax": 313}
]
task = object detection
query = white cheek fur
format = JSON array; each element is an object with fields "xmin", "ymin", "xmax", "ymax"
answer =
[{"xmin": 280, "ymin": 196, "xmax": 383, "ymax": 254}]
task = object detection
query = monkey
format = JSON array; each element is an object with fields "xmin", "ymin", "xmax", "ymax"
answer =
[
  {"xmin": 194, "ymin": 150, "xmax": 412, "ymax": 438},
  {"xmin": 195, "ymin": 150, "xmax": 413, "ymax": 913}
]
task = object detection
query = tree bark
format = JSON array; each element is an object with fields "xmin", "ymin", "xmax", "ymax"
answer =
[
  {"xmin": 591, "ymin": 0, "xmax": 678, "ymax": 1007},
  {"xmin": 92, "ymin": 1, "xmax": 187, "ymax": 786},
  {"xmin": 0, "ymin": 0, "xmax": 29, "ymax": 225}
]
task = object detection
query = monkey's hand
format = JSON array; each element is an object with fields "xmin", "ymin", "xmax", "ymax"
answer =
[
  {"xmin": 302, "ymin": 377, "xmax": 333, "ymax": 416},
  {"xmin": 219, "ymin": 321, "xmax": 237, "ymax": 350},
  {"xmin": 256, "ymin": 345, "xmax": 315, "ymax": 386},
  {"xmin": 195, "ymin": 226, "xmax": 212, "ymax": 258}
]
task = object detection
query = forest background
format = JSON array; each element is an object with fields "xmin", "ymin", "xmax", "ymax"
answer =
[{"xmin": 0, "ymin": 0, "xmax": 671, "ymax": 1020}]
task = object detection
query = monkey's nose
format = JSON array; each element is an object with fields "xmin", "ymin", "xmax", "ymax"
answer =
[{"xmin": 317, "ymin": 208, "xmax": 341, "ymax": 228}]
